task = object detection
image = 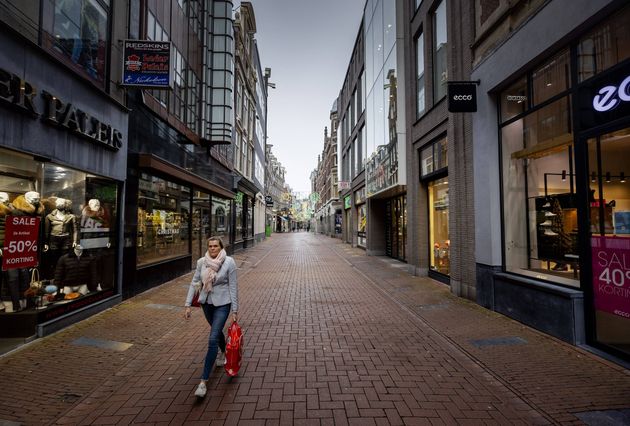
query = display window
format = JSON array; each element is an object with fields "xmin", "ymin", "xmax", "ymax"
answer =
[
  {"xmin": 0, "ymin": 148, "xmax": 118, "ymax": 315},
  {"xmin": 192, "ymin": 191, "xmax": 210, "ymax": 266},
  {"xmin": 211, "ymin": 195, "xmax": 231, "ymax": 243},
  {"xmin": 357, "ymin": 204, "xmax": 367, "ymax": 248},
  {"xmin": 385, "ymin": 196, "xmax": 406, "ymax": 261},
  {"xmin": 137, "ymin": 173, "xmax": 190, "ymax": 267},
  {"xmin": 246, "ymin": 197, "xmax": 253, "ymax": 239},
  {"xmin": 234, "ymin": 192, "xmax": 243, "ymax": 242},
  {"xmin": 429, "ymin": 178, "xmax": 449, "ymax": 275},
  {"xmin": 587, "ymin": 128, "xmax": 630, "ymax": 357},
  {"xmin": 501, "ymin": 94, "xmax": 579, "ymax": 287}
]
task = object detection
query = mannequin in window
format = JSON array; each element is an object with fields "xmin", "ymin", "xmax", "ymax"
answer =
[
  {"xmin": 0, "ymin": 192, "xmax": 14, "ymax": 312},
  {"xmin": 42, "ymin": 198, "xmax": 78, "ymax": 277},
  {"xmin": 81, "ymin": 199, "xmax": 109, "ymax": 230},
  {"xmin": 5, "ymin": 191, "xmax": 45, "ymax": 312},
  {"xmin": 54, "ymin": 244, "xmax": 97, "ymax": 295}
]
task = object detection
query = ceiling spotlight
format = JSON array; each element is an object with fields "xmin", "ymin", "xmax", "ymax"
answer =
[
  {"xmin": 621, "ymin": 172, "xmax": 626, "ymax": 183},
  {"xmin": 605, "ymin": 172, "xmax": 611, "ymax": 183},
  {"xmin": 591, "ymin": 172, "xmax": 597, "ymax": 183},
  {"xmin": 561, "ymin": 170, "xmax": 566, "ymax": 181}
]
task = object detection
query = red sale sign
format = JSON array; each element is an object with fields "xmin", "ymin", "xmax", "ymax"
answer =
[
  {"xmin": 591, "ymin": 236, "xmax": 630, "ymax": 319},
  {"xmin": 1, "ymin": 215, "xmax": 40, "ymax": 271}
]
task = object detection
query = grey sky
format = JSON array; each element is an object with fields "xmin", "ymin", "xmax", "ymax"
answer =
[{"xmin": 236, "ymin": 0, "xmax": 366, "ymax": 194}]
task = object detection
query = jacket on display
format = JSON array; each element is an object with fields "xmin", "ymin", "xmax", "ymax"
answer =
[
  {"xmin": 10, "ymin": 195, "xmax": 45, "ymax": 217},
  {"xmin": 45, "ymin": 210, "xmax": 78, "ymax": 250},
  {"xmin": 81, "ymin": 206, "xmax": 110, "ymax": 229},
  {"xmin": 54, "ymin": 252, "xmax": 97, "ymax": 289}
]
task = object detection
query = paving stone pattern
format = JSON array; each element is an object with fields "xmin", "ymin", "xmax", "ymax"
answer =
[{"xmin": 0, "ymin": 233, "xmax": 628, "ymax": 425}]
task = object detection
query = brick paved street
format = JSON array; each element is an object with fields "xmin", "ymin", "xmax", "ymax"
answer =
[{"xmin": 1, "ymin": 233, "xmax": 629, "ymax": 425}]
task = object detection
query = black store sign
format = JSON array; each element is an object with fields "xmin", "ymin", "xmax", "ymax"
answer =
[
  {"xmin": 265, "ymin": 195, "xmax": 274, "ymax": 207},
  {"xmin": 578, "ymin": 63, "xmax": 630, "ymax": 131},
  {"xmin": 447, "ymin": 82, "xmax": 477, "ymax": 113}
]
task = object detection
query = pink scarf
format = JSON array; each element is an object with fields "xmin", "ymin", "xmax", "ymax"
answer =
[{"xmin": 201, "ymin": 249, "xmax": 226, "ymax": 293}]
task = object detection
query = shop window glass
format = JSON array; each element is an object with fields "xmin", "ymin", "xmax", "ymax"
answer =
[
  {"xmin": 578, "ymin": 5, "xmax": 630, "ymax": 83},
  {"xmin": 433, "ymin": 0, "xmax": 448, "ymax": 101},
  {"xmin": 532, "ymin": 49, "xmax": 570, "ymax": 106},
  {"xmin": 357, "ymin": 204, "xmax": 367, "ymax": 248},
  {"xmin": 137, "ymin": 174, "xmax": 190, "ymax": 266},
  {"xmin": 587, "ymin": 128, "xmax": 630, "ymax": 357},
  {"xmin": 211, "ymin": 195, "xmax": 231, "ymax": 243},
  {"xmin": 429, "ymin": 177, "xmax": 449, "ymax": 275},
  {"xmin": 192, "ymin": 191, "xmax": 210, "ymax": 266},
  {"xmin": 50, "ymin": 0, "xmax": 108, "ymax": 86},
  {"xmin": 501, "ymin": 96, "xmax": 579, "ymax": 287},
  {"xmin": 246, "ymin": 197, "xmax": 253, "ymax": 238},
  {"xmin": 0, "ymin": 148, "xmax": 118, "ymax": 314},
  {"xmin": 500, "ymin": 77, "xmax": 528, "ymax": 123},
  {"xmin": 235, "ymin": 193, "xmax": 243, "ymax": 242}
]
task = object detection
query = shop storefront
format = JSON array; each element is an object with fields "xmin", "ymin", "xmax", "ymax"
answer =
[
  {"xmin": 354, "ymin": 188, "xmax": 366, "ymax": 248},
  {"xmin": 385, "ymin": 195, "xmax": 407, "ymax": 261},
  {"xmin": 421, "ymin": 137, "xmax": 449, "ymax": 279},
  {"xmin": 474, "ymin": 2, "xmax": 629, "ymax": 361},
  {"xmin": 0, "ymin": 33, "xmax": 127, "ymax": 338}
]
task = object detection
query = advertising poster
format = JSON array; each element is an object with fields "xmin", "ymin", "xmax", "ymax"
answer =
[
  {"xmin": 591, "ymin": 236, "xmax": 630, "ymax": 319},
  {"xmin": 122, "ymin": 40, "xmax": 172, "ymax": 88},
  {"xmin": 2, "ymin": 216, "xmax": 41, "ymax": 270}
]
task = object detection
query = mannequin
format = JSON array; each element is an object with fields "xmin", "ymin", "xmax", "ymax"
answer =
[
  {"xmin": 5, "ymin": 191, "xmax": 44, "ymax": 312},
  {"xmin": 0, "ymin": 192, "xmax": 14, "ymax": 311},
  {"xmin": 81, "ymin": 199, "xmax": 109, "ymax": 229},
  {"xmin": 54, "ymin": 244, "xmax": 95, "ymax": 295},
  {"xmin": 42, "ymin": 198, "xmax": 78, "ymax": 277}
]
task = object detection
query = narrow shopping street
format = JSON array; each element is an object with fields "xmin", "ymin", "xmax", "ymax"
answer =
[{"xmin": 1, "ymin": 233, "xmax": 629, "ymax": 425}]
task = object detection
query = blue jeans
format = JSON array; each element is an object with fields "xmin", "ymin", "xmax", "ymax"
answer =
[{"xmin": 201, "ymin": 303, "xmax": 230, "ymax": 380}]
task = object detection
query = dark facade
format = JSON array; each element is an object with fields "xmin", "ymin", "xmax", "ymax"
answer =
[
  {"xmin": 472, "ymin": 0, "xmax": 630, "ymax": 361},
  {"xmin": 122, "ymin": 0, "xmax": 236, "ymax": 296},
  {"xmin": 403, "ymin": 0, "xmax": 476, "ymax": 296},
  {"xmin": 0, "ymin": 0, "xmax": 129, "ymax": 339}
]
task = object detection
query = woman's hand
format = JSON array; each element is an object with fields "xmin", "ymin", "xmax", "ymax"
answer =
[
  {"xmin": 184, "ymin": 307, "xmax": 192, "ymax": 319},
  {"xmin": 231, "ymin": 312, "xmax": 238, "ymax": 323}
]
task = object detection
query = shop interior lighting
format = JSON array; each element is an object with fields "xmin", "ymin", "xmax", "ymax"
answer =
[
  {"xmin": 591, "ymin": 172, "xmax": 597, "ymax": 183},
  {"xmin": 605, "ymin": 172, "xmax": 611, "ymax": 183},
  {"xmin": 561, "ymin": 170, "xmax": 566, "ymax": 181},
  {"xmin": 621, "ymin": 172, "xmax": 626, "ymax": 183}
]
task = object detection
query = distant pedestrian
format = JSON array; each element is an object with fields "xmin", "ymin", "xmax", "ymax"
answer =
[
  {"xmin": 307, "ymin": 223, "xmax": 310, "ymax": 232},
  {"xmin": 184, "ymin": 236, "xmax": 239, "ymax": 398}
]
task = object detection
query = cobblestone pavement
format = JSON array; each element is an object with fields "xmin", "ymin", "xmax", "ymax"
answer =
[{"xmin": 0, "ymin": 233, "xmax": 629, "ymax": 425}]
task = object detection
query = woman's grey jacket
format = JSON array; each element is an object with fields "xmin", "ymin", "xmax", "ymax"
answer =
[{"xmin": 185, "ymin": 256, "xmax": 238, "ymax": 312}]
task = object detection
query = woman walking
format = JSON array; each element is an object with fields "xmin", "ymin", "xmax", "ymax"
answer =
[{"xmin": 184, "ymin": 236, "xmax": 238, "ymax": 398}]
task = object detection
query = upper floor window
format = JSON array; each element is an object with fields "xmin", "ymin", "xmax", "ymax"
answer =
[
  {"xmin": 415, "ymin": 0, "xmax": 423, "ymax": 10},
  {"xmin": 50, "ymin": 0, "xmax": 109, "ymax": 87},
  {"xmin": 433, "ymin": 0, "xmax": 448, "ymax": 101},
  {"xmin": 416, "ymin": 32, "xmax": 425, "ymax": 117}
]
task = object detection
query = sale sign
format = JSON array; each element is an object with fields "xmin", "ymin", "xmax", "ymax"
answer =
[
  {"xmin": 1, "ymin": 215, "xmax": 40, "ymax": 271},
  {"xmin": 591, "ymin": 236, "xmax": 630, "ymax": 319}
]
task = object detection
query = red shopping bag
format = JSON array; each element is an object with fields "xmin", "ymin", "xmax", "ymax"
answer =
[{"xmin": 224, "ymin": 321, "xmax": 243, "ymax": 377}]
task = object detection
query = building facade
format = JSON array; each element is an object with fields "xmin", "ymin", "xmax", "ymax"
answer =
[
  {"xmin": 402, "ymin": 0, "xmax": 476, "ymax": 297},
  {"xmin": 0, "ymin": 0, "xmax": 129, "ymax": 338},
  {"xmin": 472, "ymin": 0, "xmax": 630, "ymax": 361},
  {"xmin": 122, "ymin": 0, "xmax": 236, "ymax": 297},
  {"xmin": 313, "ymin": 101, "xmax": 341, "ymax": 237}
]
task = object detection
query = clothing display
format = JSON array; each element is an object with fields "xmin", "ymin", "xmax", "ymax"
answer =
[
  {"xmin": 81, "ymin": 199, "xmax": 110, "ymax": 229},
  {"xmin": 54, "ymin": 248, "xmax": 97, "ymax": 291},
  {"xmin": 536, "ymin": 193, "xmax": 578, "ymax": 266}
]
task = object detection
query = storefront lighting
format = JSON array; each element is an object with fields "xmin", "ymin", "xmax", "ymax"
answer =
[
  {"xmin": 621, "ymin": 172, "xmax": 626, "ymax": 183},
  {"xmin": 561, "ymin": 170, "xmax": 566, "ymax": 181},
  {"xmin": 591, "ymin": 172, "xmax": 597, "ymax": 183},
  {"xmin": 605, "ymin": 172, "xmax": 611, "ymax": 183}
]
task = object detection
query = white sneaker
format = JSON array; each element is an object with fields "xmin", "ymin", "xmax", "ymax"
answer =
[
  {"xmin": 545, "ymin": 211, "xmax": 557, "ymax": 217},
  {"xmin": 542, "ymin": 202, "xmax": 551, "ymax": 208},
  {"xmin": 544, "ymin": 229, "xmax": 558, "ymax": 236},
  {"xmin": 194, "ymin": 382, "xmax": 207, "ymax": 398},
  {"xmin": 539, "ymin": 220, "xmax": 552, "ymax": 226},
  {"xmin": 216, "ymin": 352, "xmax": 225, "ymax": 367}
]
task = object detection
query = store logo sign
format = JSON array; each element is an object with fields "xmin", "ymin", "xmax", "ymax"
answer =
[
  {"xmin": 592, "ymin": 75, "xmax": 630, "ymax": 112},
  {"xmin": 0, "ymin": 67, "xmax": 123, "ymax": 151},
  {"xmin": 447, "ymin": 82, "xmax": 477, "ymax": 113}
]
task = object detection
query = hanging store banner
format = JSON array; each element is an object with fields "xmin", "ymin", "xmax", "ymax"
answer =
[
  {"xmin": 447, "ymin": 82, "xmax": 478, "ymax": 113},
  {"xmin": 2, "ymin": 216, "xmax": 40, "ymax": 270},
  {"xmin": 121, "ymin": 40, "xmax": 173, "ymax": 88},
  {"xmin": 591, "ymin": 236, "xmax": 630, "ymax": 319}
]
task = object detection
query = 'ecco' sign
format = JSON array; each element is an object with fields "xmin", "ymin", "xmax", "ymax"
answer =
[
  {"xmin": 447, "ymin": 82, "xmax": 477, "ymax": 113},
  {"xmin": 592, "ymin": 74, "xmax": 630, "ymax": 112}
]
